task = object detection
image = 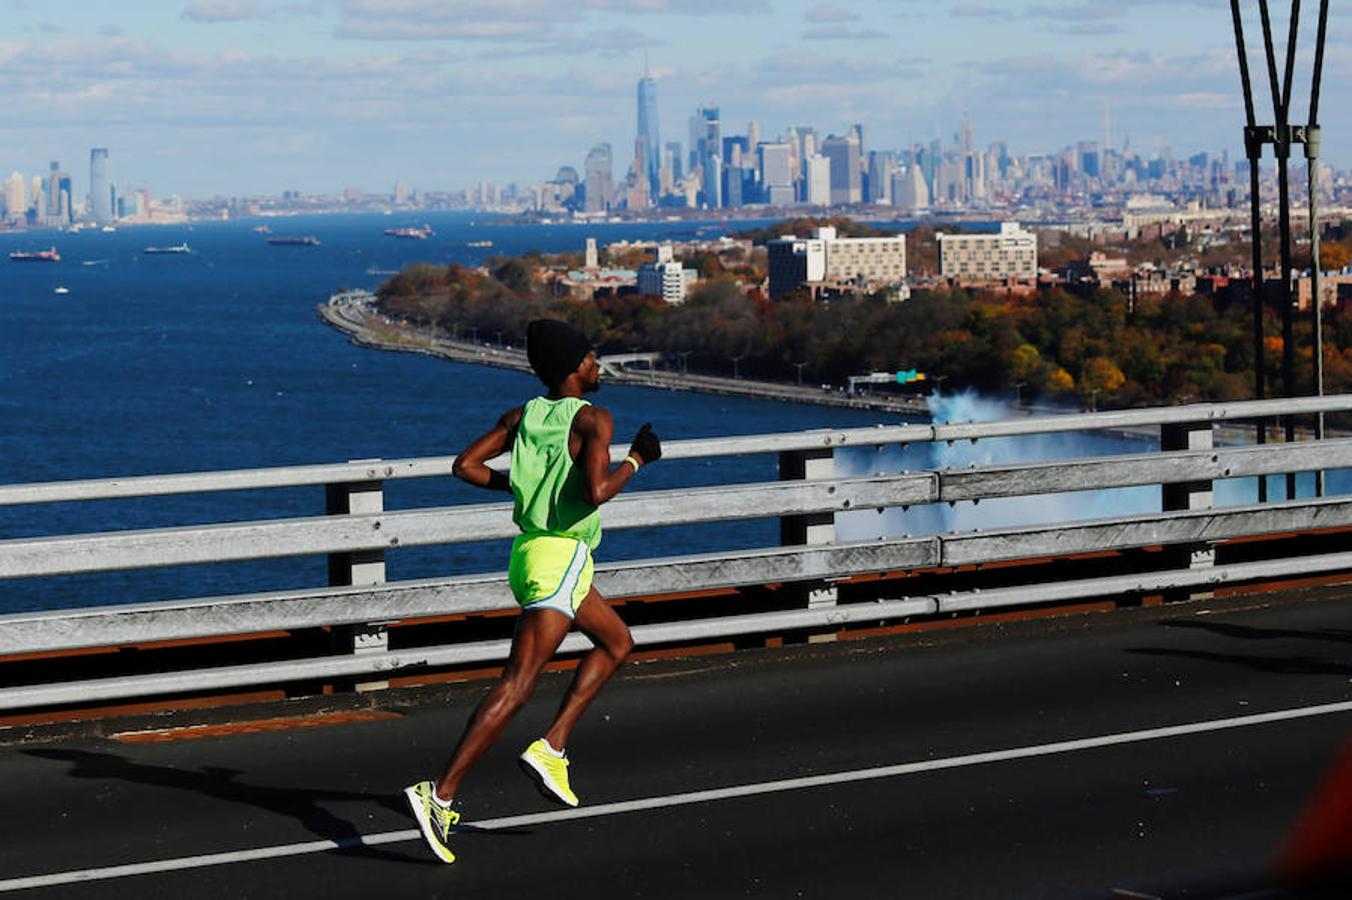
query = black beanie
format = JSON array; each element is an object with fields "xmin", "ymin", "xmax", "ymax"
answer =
[{"xmin": 526, "ymin": 319, "xmax": 592, "ymax": 387}]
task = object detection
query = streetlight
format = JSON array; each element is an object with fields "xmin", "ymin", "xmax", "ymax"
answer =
[
  {"xmin": 792, "ymin": 361, "xmax": 807, "ymax": 386},
  {"xmin": 677, "ymin": 350, "xmax": 692, "ymax": 375},
  {"xmin": 495, "ymin": 331, "xmax": 504, "ymax": 349},
  {"xmin": 1013, "ymin": 381, "xmax": 1026, "ymax": 409},
  {"xmin": 729, "ymin": 354, "xmax": 744, "ymax": 379}
]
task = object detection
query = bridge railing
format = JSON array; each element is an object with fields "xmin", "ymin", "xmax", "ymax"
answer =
[{"xmin": 1, "ymin": 396, "xmax": 1350, "ymax": 712}]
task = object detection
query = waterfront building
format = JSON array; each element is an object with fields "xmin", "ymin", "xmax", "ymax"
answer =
[
  {"xmin": 804, "ymin": 154, "xmax": 831, "ymax": 206},
  {"xmin": 892, "ymin": 165, "xmax": 930, "ymax": 212},
  {"xmin": 822, "ymin": 134, "xmax": 861, "ymax": 205},
  {"xmin": 702, "ymin": 154, "xmax": 723, "ymax": 208},
  {"xmin": 636, "ymin": 243, "xmax": 698, "ymax": 304},
  {"xmin": 868, "ymin": 151, "xmax": 896, "ymax": 205},
  {"xmin": 937, "ymin": 222, "xmax": 1038, "ymax": 283},
  {"xmin": 583, "ymin": 143, "xmax": 614, "ymax": 213},
  {"xmin": 767, "ymin": 226, "xmax": 906, "ymax": 298},
  {"xmin": 636, "ymin": 72, "xmax": 660, "ymax": 200},
  {"xmin": 47, "ymin": 162, "xmax": 72, "ymax": 226},
  {"xmin": 690, "ymin": 105, "xmax": 720, "ymax": 175},
  {"xmin": 664, "ymin": 141, "xmax": 683, "ymax": 183},
  {"xmin": 723, "ymin": 165, "xmax": 744, "ymax": 208},
  {"xmin": 89, "ymin": 147, "xmax": 112, "ymax": 223},
  {"xmin": 758, "ymin": 142, "xmax": 794, "ymax": 207},
  {"xmin": 6, "ymin": 171, "xmax": 26, "ymax": 221}
]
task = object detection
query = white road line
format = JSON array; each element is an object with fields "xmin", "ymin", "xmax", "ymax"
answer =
[{"xmin": 5, "ymin": 698, "xmax": 1352, "ymax": 892}]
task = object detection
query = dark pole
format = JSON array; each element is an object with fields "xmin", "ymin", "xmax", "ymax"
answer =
[
  {"xmin": 1308, "ymin": 0, "xmax": 1330, "ymax": 495},
  {"xmin": 1231, "ymin": 0, "xmax": 1268, "ymax": 501},
  {"xmin": 1259, "ymin": 0, "xmax": 1300, "ymax": 499}
]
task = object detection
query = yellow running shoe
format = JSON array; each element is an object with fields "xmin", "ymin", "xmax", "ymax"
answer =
[
  {"xmin": 519, "ymin": 738, "xmax": 579, "ymax": 807},
  {"xmin": 403, "ymin": 780, "xmax": 460, "ymax": 864}
]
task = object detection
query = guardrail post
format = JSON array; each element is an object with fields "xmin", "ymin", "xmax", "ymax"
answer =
[
  {"xmin": 780, "ymin": 448, "xmax": 838, "ymax": 642},
  {"xmin": 1161, "ymin": 422, "xmax": 1215, "ymax": 601},
  {"xmin": 326, "ymin": 461, "xmax": 389, "ymax": 691}
]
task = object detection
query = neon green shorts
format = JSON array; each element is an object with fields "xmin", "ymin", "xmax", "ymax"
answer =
[{"xmin": 508, "ymin": 534, "xmax": 594, "ymax": 619}]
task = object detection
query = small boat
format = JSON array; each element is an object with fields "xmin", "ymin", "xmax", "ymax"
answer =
[
  {"xmin": 465, "ymin": 240, "xmax": 493, "ymax": 248},
  {"xmin": 53, "ymin": 286, "xmax": 70, "ymax": 295},
  {"xmin": 143, "ymin": 243, "xmax": 191, "ymax": 254},
  {"xmin": 82, "ymin": 259, "xmax": 109, "ymax": 267},
  {"xmin": 101, "ymin": 226, "xmax": 116, "ymax": 233},
  {"xmin": 253, "ymin": 225, "xmax": 271, "ymax": 234},
  {"xmin": 9, "ymin": 247, "xmax": 60, "ymax": 262},
  {"xmin": 267, "ymin": 235, "xmax": 321, "ymax": 246}
]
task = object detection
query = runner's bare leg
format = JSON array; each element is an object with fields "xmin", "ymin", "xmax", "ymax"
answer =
[
  {"xmin": 435, "ymin": 609, "xmax": 572, "ymax": 801},
  {"xmin": 543, "ymin": 587, "xmax": 633, "ymax": 752}
]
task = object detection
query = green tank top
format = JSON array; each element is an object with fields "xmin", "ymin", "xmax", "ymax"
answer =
[{"xmin": 509, "ymin": 396, "xmax": 602, "ymax": 549}]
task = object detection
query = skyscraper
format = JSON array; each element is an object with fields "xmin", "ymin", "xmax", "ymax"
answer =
[
  {"xmin": 821, "ymin": 134, "xmax": 861, "ymax": 205},
  {"xmin": 690, "ymin": 105, "xmax": 720, "ymax": 172},
  {"xmin": 583, "ymin": 143, "xmax": 614, "ymax": 213},
  {"xmin": 636, "ymin": 72, "xmax": 660, "ymax": 201},
  {"xmin": 664, "ymin": 141, "xmax": 683, "ymax": 183},
  {"xmin": 90, "ymin": 147, "xmax": 112, "ymax": 222},
  {"xmin": 758, "ymin": 142, "xmax": 794, "ymax": 206},
  {"xmin": 5, "ymin": 171, "xmax": 25, "ymax": 220},
  {"xmin": 47, "ymin": 161, "xmax": 72, "ymax": 225}
]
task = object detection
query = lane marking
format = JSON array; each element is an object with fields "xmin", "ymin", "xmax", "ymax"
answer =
[{"xmin": 6, "ymin": 698, "xmax": 1352, "ymax": 892}]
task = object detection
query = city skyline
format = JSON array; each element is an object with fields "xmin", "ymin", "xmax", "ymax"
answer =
[{"xmin": 0, "ymin": 1, "xmax": 1347, "ymax": 197}]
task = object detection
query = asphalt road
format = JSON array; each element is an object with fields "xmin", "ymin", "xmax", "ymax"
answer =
[{"xmin": 5, "ymin": 586, "xmax": 1352, "ymax": 899}]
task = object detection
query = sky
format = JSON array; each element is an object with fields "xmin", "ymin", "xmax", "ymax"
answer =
[{"xmin": 0, "ymin": 0, "xmax": 1348, "ymax": 199}]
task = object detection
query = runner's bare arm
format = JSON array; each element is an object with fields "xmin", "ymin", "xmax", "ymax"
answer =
[
  {"xmin": 451, "ymin": 406, "xmax": 522, "ymax": 492},
  {"xmin": 575, "ymin": 407, "xmax": 660, "ymax": 506}
]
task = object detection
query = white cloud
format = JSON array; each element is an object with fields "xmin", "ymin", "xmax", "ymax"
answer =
[
  {"xmin": 804, "ymin": 4, "xmax": 858, "ymax": 23},
  {"xmin": 181, "ymin": 1, "xmax": 264, "ymax": 22}
]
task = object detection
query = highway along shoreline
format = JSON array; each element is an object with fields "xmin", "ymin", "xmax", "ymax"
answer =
[{"xmin": 317, "ymin": 290, "xmax": 930, "ymax": 416}]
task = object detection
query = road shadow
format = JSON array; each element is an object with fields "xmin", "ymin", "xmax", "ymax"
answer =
[
  {"xmin": 23, "ymin": 748, "xmax": 425, "ymax": 864},
  {"xmin": 1161, "ymin": 618, "xmax": 1352, "ymax": 646},
  {"xmin": 1124, "ymin": 647, "xmax": 1352, "ymax": 677},
  {"xmin": 1127, "ymin": 618, "xmax": 1352, "ymax": 676}
]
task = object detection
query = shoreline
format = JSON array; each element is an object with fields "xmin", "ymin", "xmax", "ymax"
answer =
[
  {"xmin": 317, "ymin": 291, "xmax": 1346, "ymax": 446},
  {"xmin": 317, "ymin": 291, "xmax": 932, "ymax": 416}
]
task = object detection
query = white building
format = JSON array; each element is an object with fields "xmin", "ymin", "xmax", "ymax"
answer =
[
  {"xmin": 636, "ymin": 243, "xmax": 698, "ymax": 304},
  {"xmin": 937, "ymin": 222, "xmax": 1038, "ymax": 283},
  {"xmin": 804, "ymin": 154, "xmax": 831, "ymax": 206},
  {"xmin": 891, "ymin": 165, "xmax": 930, "ymax": 212},
  {"xmin": 767, "ymin": 226, "xmax": 906, "ymax": 299},
  {"xmin": 6, "ymin": 172, "xmax": 26, "ymax": 219}
]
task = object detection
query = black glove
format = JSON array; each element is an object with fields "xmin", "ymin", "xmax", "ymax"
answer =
[{"xmin": 629, "ymin": 423, "xmax": 662, "ymax": 466}]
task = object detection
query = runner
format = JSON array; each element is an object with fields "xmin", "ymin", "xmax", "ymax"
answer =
[{"xmin": 405, "ymin": 318, "xmax": 661, "ymax": 864}]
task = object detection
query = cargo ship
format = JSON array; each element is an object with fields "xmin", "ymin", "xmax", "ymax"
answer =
[
  {"xmin": 9, "ymin": 247, "xmax": 60, "ymax": 262},
  {"xmin": 266, "ymin": 235, "xmax": 320, "ymax": 246},
  {"xmin": 143, "ymin": 243, "xmax": 191, "ymax": 254},
  {"xmin": 384, "ymin": 225, "xmax": 432, "ymax": 239}
]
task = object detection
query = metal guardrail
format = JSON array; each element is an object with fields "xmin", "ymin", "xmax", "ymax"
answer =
[
  {"xmin": 1, "ymin": 396, "xmax": 1350, "ymax": 712},
  {"xmin": 6, "ymin": 395, "xmax": 1351, "ymax": 507}
]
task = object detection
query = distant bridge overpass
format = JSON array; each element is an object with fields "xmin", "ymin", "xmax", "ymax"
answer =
[{"xmin": 1, "ymin": 395, "xmax": 1350, "ymax": 721}]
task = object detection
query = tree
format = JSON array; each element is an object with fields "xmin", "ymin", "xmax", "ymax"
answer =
[
  {"xmin": 493, "ymin": 259, "xmax": 535, "ymax": 295},
  {"xmin": 1081, "ymin": 356, "xmax": 1126, "ymax": 396}
]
